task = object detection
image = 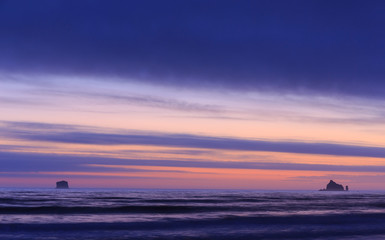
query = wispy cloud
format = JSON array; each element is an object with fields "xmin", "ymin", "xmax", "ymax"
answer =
[
  {"xmin": 2, "ymin": 121, "xmax": 385, "ymax": 159},
  {"xmin": 0, "ymin": 80, "xmax": 224, "ymax": 114},
  {"xmin": 61, "ymin": 90, "xmax": 224, "ymax": 113},
  {"xmin": 1, "ymin": 150, "xmax": 385, "ymax": 174}
]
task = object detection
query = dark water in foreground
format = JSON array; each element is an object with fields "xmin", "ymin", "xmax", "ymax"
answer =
[{"xmin": 1, "ymin": 189, "xmax": 385, "ymax": 239}]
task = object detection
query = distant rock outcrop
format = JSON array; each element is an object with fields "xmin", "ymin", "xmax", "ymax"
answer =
[
  {"xmin": 319, "ymin": 180, "xmax": 347, "ymax": 191},
  {"xmin": 56, "ymin": 180, "xmax": 69, "ymax": 189}
]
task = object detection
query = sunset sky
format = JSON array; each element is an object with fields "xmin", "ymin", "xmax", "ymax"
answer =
[{"xmin": 1, "ymin": 0, "xmax": 385, "ymax": 190}]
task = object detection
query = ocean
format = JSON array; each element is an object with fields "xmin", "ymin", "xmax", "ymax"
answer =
[{"xmin": 1, "ymin": 188, "xmax": 385, "ymax": 240}]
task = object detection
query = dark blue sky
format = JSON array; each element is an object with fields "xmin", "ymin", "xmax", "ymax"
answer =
[{"xmin": 1, "ymin": 0, "xmax": 385, "ymax": 97}]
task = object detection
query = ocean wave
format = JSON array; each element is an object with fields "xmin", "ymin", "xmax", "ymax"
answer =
[
  {"xmin": 1, "ymin": 213, "xmax": 385, "ymax": 240},
  {"xmin": 2, "ymin": 190, "xmax": 385, "ymax": 239}
]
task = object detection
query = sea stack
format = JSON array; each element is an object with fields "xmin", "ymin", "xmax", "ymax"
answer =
[
  {"xmin": 56, "ymin": 180, "xmax": 69, "ymax": 189},
  {"xmin": 319, "ymin": 180, "xmax": 346, "ymax": 191}
]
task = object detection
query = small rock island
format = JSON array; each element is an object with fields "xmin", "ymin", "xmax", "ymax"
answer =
[
  {"xmin": 56, "ymin": 180, "xmax": 69, "ymax": 189},
  {"xmin": 319, "ymin": 180, "xmax": 348, "ymax": 191}
]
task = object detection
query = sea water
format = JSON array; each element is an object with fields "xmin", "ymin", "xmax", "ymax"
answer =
[{"xmin": 1, "ymin": 188, "xmax": 385, "ymax": 239}]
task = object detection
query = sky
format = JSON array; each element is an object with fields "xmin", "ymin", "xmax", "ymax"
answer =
[{"xmin": 1, "ymin": 0, "xmax": 385, "ymax": 190}]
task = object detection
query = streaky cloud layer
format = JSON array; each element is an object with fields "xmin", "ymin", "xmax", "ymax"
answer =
[
  {"xmin": 2, "ymin": 121, "xmax": 385, "ymax": 158},
  {"xmin": 1, "ymin": 150, "xmax": 385, "ymax": 173}
]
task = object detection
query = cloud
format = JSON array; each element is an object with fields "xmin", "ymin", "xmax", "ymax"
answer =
[
  {"xmin": 1, "ymin": 150, "xmax": 385, "ymax": 174},
  {"xmin": 49, "ymin": 90, "xmax": 224, "ymax": 113},
  {"xmin": 2, "ymin": 121, "xmax": 385, "ymax": 158},
  {"xmin": 1, "ymin": 0, "xmax": 385, "ymax": 98},
  {"xmin": 0, "ymin": 97, "xmax": 44, "ymax": 106},
  {"xmin": 0, "ymin": 171, "xmax": 173, "ymax": 180},
  {"xmin": 0, "ymin": 82, "xmax": 224, "ymax": 114},
  {"xmin": 90, "ymin": 92, "xmax": 223, "ymax": 113}
]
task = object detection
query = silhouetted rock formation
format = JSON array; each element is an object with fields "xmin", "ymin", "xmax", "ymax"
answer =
[
  {"xmin": 319, "ymin": 180, "xmax": 346, "ymax": 191},
  {"xmin": 326, "ymin": 180, "xmax": 344, "ymax": 191},
  {"xmin": 56, "ymin": 180, "xmax": 69, "ymax": 189}
]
